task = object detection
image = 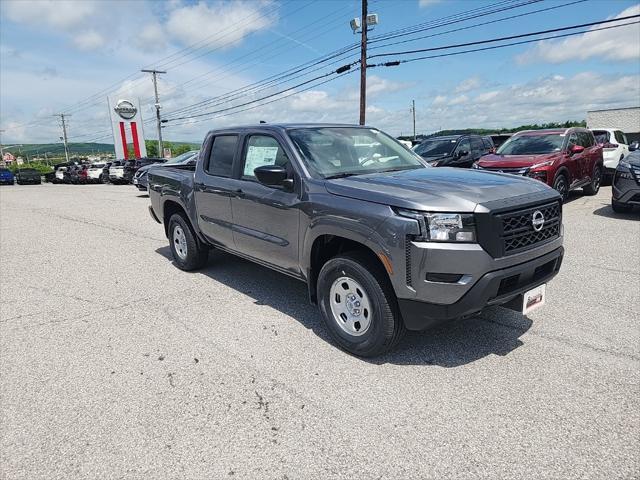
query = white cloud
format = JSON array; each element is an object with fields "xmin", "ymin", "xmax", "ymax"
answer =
[
  {"xmin": 73, "ymin": 30, "xmax": 106, "ymax": 51},
  {"xmin": 165, "ymin": 1, "xmax": 276, "ymax": 48},
  {"xmin": 431, "ymin": 95, "xmax": 447, "ymax": 106},
  {"xmin": 3, "ymin": 0, "xmax": 99, "ymax": 29},
  {"xmin": 449, "ymin": 95, "xmax": 468, "ymax": 105},
  {"xmin": 454, "ymin": 77, "xmax": 481, "ymax": 93},
  {"xmin": 419, "ymin": 0, "xmax": 441, "ymax": 8},
  {"xmin": 422, "ymin": 72, "xmax": 640, "ymax": 133},
  {"xmin": 135, "ymin": 24, "xmax": 167, "ymax": 52},
  {"xmin": 517, "ymin": 5, "xmax": 640, "ymax": 64}
]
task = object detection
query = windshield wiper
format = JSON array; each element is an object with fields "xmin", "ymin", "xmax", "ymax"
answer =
[{"xmin": 324, "ymin": 172, "xmax": 364, "ymax": 179}]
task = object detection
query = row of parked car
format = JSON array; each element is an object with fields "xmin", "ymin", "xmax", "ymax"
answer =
[
  {"xmin": 411, "ymin": 127, "xmax": 639, "ymax": 207},
  {"xmin": 40, "ymin": 150, "xmax": 200, "ymax": 188}
]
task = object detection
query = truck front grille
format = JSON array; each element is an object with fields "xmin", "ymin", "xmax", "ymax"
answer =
[{"xmin": 497, "ymin": 202, "xmax": 561, "ymax": 254}]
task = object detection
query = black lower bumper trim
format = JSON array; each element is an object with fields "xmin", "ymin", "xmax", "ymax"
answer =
[{"xmin": 398, "ymin": 246, "xmax": 564, "ymax": 331}]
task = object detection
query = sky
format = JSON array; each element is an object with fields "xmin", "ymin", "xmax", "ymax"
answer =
[{"xmin": 1, "ymin": 0, "xmax": 639, "ymax": 145}]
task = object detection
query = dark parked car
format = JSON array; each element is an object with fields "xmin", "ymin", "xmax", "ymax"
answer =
[
  {"xmin": 611, "ymin": 150, "xmax": 640, "ymax": 213},
  {"xmin": 123, "ymin": 157, "xmax": 166, "ymax": 183},
  {"xmin": 147, "ymin": 124, "xmax": 563, "ymax": 357},
  {"xmin": 133, "ymin": 150, "xmax": 199, "ymax": 191},
  {"xmin": 0, "ymin": 167, "xmax": 15, "ymax": 185},
  {"xmin": 413, "ymin": 134, "xmax": 493, "ymax": 168},
  {"xmin": 100, "ymin": 162, "xmax": 113, "ymax": 183},
  {"xmin": 69, "ymin": 164, "xmax": 89, "ymax": 184},
  {"xmin": 474, "ymin": 128, "xmax": 603, "ymax": 201},
  {"xmin": 15, "ymin": 168, "xmax": 41, "ymax": 185}
]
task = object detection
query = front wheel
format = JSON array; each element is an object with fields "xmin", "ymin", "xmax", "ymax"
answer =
[
  {"xmin": 553, "ymin": 173, "xmax": 569, "ymax": 202},
  {"xmin": 168, "ymin": 214, "xmax": 209, "ymax": 271},
  {"xmin": 583, "ymin": 165, "xmax": 601, "ymax": 195},
  {"xmin": 317, "ymin": 251, "xmax": 405, "ymax": 357}
]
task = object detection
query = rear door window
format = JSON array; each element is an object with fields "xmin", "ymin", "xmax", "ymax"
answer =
[
  {"xmin": 206, "ymin": 135, "xmax": 238, "ymax": 177},
  {"xmin": 614, "ymin": 130, "xmax": 627, "ymax": 145},
  {"xmin": 470, "ymin": 137, "xmax": 484, "ymax": 154}
]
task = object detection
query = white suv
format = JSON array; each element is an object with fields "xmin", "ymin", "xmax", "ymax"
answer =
[
  {"xmin": 87, "ymin": 163, "xmax": 106, "ymax": 183},
  {"xmin": 592, "ymin": 128, "xmax": 630, "ymax": 176}
]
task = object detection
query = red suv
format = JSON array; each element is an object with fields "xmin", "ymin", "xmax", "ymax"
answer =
[{"xmin": 473, "ymin": 128, "xmax": 603, "ymax": 201}]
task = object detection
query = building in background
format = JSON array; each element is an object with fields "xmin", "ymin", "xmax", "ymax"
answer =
[{"xmin": 587, "ymin": 107, "xmax": 640, "ymax": 143}]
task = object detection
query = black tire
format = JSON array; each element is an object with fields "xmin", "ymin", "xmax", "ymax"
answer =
[
  {"xmin": 612, "ymin": 199, "xmax": 633, "ymax": 213},
  {"xmin": 583, "ymin": 165, "xmax": 601, "ymax": 196},
  {"xmin": 167, "ymin": 213, "xmax": 209, "ymax": 271},
  {"xmin": 317, "ymin": 251, "xmax": 406, "ymax": 357},
  {"xmin": 552, "ymin": 172, "xmax": 569, "ymax": 202}
]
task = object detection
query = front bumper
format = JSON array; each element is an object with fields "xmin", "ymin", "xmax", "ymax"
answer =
[
  {"xmin": 399, "ymin": 246, "xmax": 564, "ymax": 330},
  {"xmin": 612, "ymin": 167, "xmax": 640, "ymax": 204}
]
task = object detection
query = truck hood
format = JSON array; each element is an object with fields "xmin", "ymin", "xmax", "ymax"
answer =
[
  {"xmin": 477, "ymin": 152, "xmax": 564, "ymax": 168},
  {"xmin": 324, "ymin": 167, "xmax": 554, "ymax": 212}
]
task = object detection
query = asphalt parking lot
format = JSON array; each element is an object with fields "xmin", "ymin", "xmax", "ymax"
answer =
[{"xmin": 1, "ymin": 183, "xmax": 638, "ymax": 479}]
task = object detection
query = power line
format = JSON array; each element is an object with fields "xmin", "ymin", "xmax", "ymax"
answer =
[
  {"xmin": 164, "ymin": 63, "xmax": 357, "ymax": 123},
  {"xmin": 367, "ymin": 0, "xmax": 587, "ymax": 52},
  {"xmin": 368, "ymin": 14, "xmax": 640, "ymax": 59},
  {"xmin": 165, "ymin": 69, "xmax": 359, "ymax": 129},
  {"xmin": 367, "ymin": 20, "xmax": 639, "ymax": 66}
]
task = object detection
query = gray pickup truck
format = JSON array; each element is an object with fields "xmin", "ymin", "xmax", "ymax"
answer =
[{"xmin": 148, "ymin": 124, "xmax": 564, "ymax": 357}]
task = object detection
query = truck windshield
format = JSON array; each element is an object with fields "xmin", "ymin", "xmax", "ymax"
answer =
[
  {"xmin": 414, "ymin": 139, "xmax": 457, "ymax": 157},
  {"xmin": 288, "ymin": 127, "xmax": 426, "ymax": 178},
  {"xmin": 497, "ymin": 134, "xmax": 565, "ymax": 155}
]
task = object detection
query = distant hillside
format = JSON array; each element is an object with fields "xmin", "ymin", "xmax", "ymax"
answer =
[
  {"xmin": 3, "ymin": 143, "xmax": 114, "ymax": 156},
  {"xmin": 2, "ymin": 141, "xmax": 200, "ymax": 158}
]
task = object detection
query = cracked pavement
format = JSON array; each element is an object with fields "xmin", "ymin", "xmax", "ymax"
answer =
[{"xmin": 1, "ymin": 183, "xmax": 639, "ymax": 479}]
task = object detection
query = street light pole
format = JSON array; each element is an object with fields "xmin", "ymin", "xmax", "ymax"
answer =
[
  {"xmin": 359, "ymin": 0, "xmax": 368, "ymax": 126},
  {"xmin": 411, "ymin": 99, "xmax": 416, "ymax": 140},
  {"xmin": 141, "ymin": 69, "xmax": 167, "ymax": 157}
]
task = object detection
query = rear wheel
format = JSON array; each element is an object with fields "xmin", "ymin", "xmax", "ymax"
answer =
[
  {"xmin": 168, "ymin": 213, "xmax": 209, "ymax": 271},
  {"xmin": 553, "ymin": 172, "xmax": 569, "ymax": 201},
  {"xmin": 317, "ymin": 251, "xmax": 405, "ymax": 357},
  {"xmin": 583, "ymin": 165, "xmax": 601, "ymax": 195}
]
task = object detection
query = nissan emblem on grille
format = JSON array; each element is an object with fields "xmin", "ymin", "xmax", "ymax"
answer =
[{"xmin": 532, "ymin": 210, "xmax": 545, "ymax": 232}]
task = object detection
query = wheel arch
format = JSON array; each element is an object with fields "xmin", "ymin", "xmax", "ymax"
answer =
[{"xmin": 305, "ymin": 232, "xmax": 392, "ymax": 305}]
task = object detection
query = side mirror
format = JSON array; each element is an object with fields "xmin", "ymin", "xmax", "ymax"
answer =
[
  {"xmin": 629, "ymin": 141, "xmax": 639, "ymax": 152},
  {"xmin": 570, "ymin": 145, "xmax": 585, "ymax": 154},
  {"xmin": 254, "ymin": 165, "xmax": 289, "ymax": 187},
  {"xmin": 456, "ymin": 150, "xmax": 469, "ymax": 158}
]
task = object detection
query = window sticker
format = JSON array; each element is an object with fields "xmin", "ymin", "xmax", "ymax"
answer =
[{"xmin": 244, "ymin": 146, "xmax": 279, "ymax": 176}]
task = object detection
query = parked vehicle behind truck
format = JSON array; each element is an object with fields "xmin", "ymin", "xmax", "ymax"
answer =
[
  {"xmin": 474, "ymin": 128, "xmax": 603, "ymax": 201},
  {"xmin": 15, "ymin": 168, "xmax": 41, "ymax": 185},
  {"xmin": 148, "ymin": 124, "xmax": 564, "ymax": 357}
]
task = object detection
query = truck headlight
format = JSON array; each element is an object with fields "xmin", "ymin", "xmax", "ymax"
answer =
[{"xmin": 397, "ymin": 210, "xmax": 476, "ymax": 242}]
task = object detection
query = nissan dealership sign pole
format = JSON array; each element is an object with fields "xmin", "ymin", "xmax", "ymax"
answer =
[{"xmin": 108, "ymin": 97, "xmax": 147, "ymax": 160}]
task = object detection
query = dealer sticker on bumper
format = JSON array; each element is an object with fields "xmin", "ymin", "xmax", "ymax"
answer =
[{"xmin": 523, "ymin": 284, "xmax": 546, "ymax": 315}]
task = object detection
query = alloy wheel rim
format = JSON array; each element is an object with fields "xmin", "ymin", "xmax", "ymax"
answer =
[
  {"xmin": 173, "ymin": 226, "xmax": 188, "ymax": 260},
  {"xmin": 329, "ymin": 276, "xmax": 373, "ymax": 336}
]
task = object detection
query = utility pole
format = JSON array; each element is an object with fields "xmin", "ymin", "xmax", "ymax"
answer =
[
  {"xmin": 141, "ymin": 69, "xmax": 166, "ymax": 157},
  {"xmin": 359, "ymin": 0, "xmax": 368, "ymax": 126},
  {"xmin": 411, "ymin": 99, "xmax": 416, "ymax": 140},
  {"xmin": 53, "ymin": 113, "xmax": 71, "ymax": 163},
  {"xmin": 0, "ymin": 130, "xmax": 5, "ymax": 164}
]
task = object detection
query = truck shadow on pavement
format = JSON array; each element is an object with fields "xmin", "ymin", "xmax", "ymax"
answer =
[{"xmin": 156, "ymin": 247, "xmax": 532, "ymax": 367}]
